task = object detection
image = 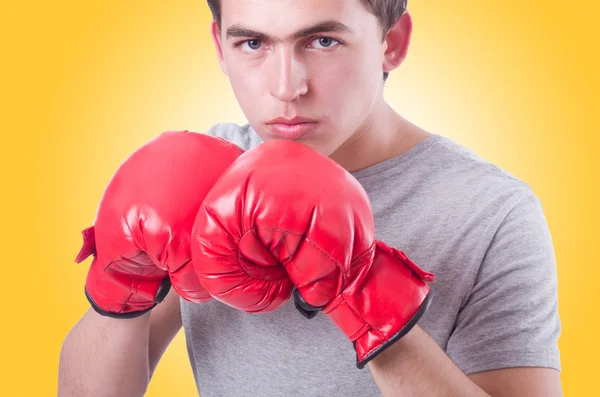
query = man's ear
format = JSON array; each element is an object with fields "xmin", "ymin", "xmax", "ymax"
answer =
[
  {"xmin": 210, "ymin": 20, "xmax": 228, "ymax": 75},
  {"xmin": 382, "ymin": 11, "xmax": 413, "ymax": 74}
]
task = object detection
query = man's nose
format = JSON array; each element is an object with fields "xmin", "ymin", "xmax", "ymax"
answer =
[{"xmin": 265, "ymin": 47, "xmax": 308, "ymax": 102}]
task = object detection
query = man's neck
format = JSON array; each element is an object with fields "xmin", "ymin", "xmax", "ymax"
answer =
[{"xmin": 329, "ymin": 101, "xmax": 431, "ymax": 173}]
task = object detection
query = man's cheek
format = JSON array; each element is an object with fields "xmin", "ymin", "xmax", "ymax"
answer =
[{"xmin": 231, "ymin": 76, "xmax": 259, "ymax": 103}]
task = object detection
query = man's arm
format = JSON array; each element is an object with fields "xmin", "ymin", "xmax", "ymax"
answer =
[
  {"xmin": 148, "ymin": 287, "xmax": 183, "ymax": 378},
  {"xmin": 370, "ymin": 191, "xmax": 563, "ymax": 397},
  {"xmin": 469, "ymin": 367, "xmax": 562, "ymax": 397},
  {"xmin": 368, "ymin": 325, "xmax": 562, "ymax": 397},
  {"xmin": 369, "ymin": 325, "xmax": 489, "ymax": 397},
  {"xmin": 58, "ymin": 309, "xmax": 152, "ymax": 397},
  {"xmin": 58, "ymin": 288, "xmax": 182, "ymax": 397}
]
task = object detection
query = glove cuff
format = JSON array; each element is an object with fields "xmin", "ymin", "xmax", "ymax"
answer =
[
  {"xmin": 355, "ymin": 289, "xmax": 433, "ymax": 369},
  {"xmin": 84, "ymin": 287, "xmax": 154, "ymax": 319},
  {"xmin": 323, "ymin": 241, "xmax": 435, "ymax": 369},
  {"xmin": 84, "ymin": 277, "xmax": 171, "ymax": 319}
]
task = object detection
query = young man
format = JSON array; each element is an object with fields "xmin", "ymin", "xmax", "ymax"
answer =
[{"xmin": 58, "ymin": 1, "xmax": 563, "ymax": 396}]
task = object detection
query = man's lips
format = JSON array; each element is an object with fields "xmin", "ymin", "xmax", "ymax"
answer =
[
  {"xmin": 266, "ymin": 116, "xmax": 316, "ymax": 124},
  {"xmin": 265, "ymin": 118, "xmax": 318, "ymax": 139}
]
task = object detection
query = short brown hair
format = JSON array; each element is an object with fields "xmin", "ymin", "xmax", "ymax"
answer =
[{"xmin": 206, "ymin": 0, "xmax": 407, "ymax": 81}]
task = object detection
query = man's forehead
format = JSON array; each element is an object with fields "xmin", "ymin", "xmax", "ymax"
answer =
[
  {"xmin": 219, "ymin": 0, "xmax": 360, "ymax": 13},
  {"xmin": 219, "ymin": 0, "xmax": 369, "ymax": 39}
]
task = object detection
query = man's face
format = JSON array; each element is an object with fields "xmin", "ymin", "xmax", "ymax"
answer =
[{"xmin": 213, "ymin": 0, "xmax": 387, "ymax": 156}]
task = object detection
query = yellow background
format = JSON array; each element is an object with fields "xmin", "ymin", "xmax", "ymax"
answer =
[{"xmin": 2, "ymin": 0, "xmax": 598, "ymax": 395}]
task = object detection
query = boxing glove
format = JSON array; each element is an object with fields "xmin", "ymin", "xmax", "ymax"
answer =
[
  {"xmin": 75, "ymin": 130, "xmax": 244, "ymax": 318},
  {"xmin": 191, "ymin": 140, "xmax": 434, "ymax": 368}
]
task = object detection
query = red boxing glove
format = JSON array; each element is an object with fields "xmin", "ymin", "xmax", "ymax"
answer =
[
  {"xmin": 189, "ymin": 150, "xmax": 296, "ymax": 313},
  {"xmin": 191, "ymin": 140, "xmax": 434, "ymax": 368},
  {"xmin": 75, "ymin": 131, "xmax": 243, "ymax": 318}
]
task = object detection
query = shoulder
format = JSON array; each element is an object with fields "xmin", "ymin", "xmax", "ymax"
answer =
[
  {"xmin": 376, "ymin": 134, "xmax": 548, "ymax": 250},
  {"xmin": 203, "ymin": 122, "xmax": 263, "ymax": 151},
  {"xmin": 425, "ymin": 135, "xmax": 539, "ymax": 213}
]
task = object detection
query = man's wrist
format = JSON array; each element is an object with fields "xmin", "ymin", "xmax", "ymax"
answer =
[
  {"xmin": 368, "ymin": 324, "xmax": 421, "ymax": 369},
  {"xmin": 367, "ymin": 325, "xmax": 491, "ymax": 397}
]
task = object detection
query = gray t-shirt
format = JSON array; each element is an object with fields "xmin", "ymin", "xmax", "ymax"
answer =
[{"xmin": 180, "ymin": 123, "xmax": 561, "ymax": 397}]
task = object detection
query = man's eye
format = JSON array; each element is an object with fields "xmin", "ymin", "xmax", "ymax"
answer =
[
  {"xmin": 311, "ymin": 37, "xmax": 339, "ymax": 49},
  {"xmin": 241, "ymin": 39, "xmax": 262, "ymax": 51}
]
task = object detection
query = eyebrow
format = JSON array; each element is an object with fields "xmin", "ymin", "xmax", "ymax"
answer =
[{"xmin": 225, "ymin": 20, "xmax": 353, "ymax": 42}]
